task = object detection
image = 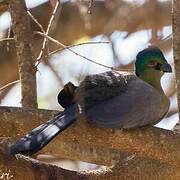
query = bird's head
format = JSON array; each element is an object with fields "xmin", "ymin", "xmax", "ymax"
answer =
[{"xmin": 135, "ymin": 46, "xmax": 172, "ymax": 77}]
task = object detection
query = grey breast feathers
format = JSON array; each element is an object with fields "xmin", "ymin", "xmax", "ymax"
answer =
[{"xmin": 75, "ymin": 71, "xmax": 166, "ymax": 129}]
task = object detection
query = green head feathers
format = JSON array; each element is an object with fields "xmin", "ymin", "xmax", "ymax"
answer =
[{"xmin": 135, "ymin": 47, "xmax": 172, "ymax": 76}]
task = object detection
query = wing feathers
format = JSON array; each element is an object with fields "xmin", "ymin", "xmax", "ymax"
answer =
[{"xmin": 10, "ymin": 105, "xmax": 78, "ymax": 155}]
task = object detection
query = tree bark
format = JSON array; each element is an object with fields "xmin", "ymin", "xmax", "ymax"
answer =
[
  {"xmin": 172, "ymin": 0, "xmax": 180, "ymax": 131},
  {"xmin": 8, "ymin": 0, "xmax": 37, "ymax": 108},
  {"xmin": 0, "ymin": 137, "xmax": 180, "ymax": 180},
  {"xmin": 0, "ymin": 106, "xmax": 180, "ymax": 167}
]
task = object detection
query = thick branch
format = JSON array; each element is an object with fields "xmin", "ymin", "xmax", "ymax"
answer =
[
  {"xmin": 9, "ymin": 0, "xmax": 37, "ymax": 108},
  {"xmin": 81, "ymin": 156, "xmax": 180, "ymax": 180},
  {"xmin": 45, "ymin": 142, "xmax": 130, "ymax": 166},
  {"xmin": 0, "ymin": 152, "xmax": 84, "ymax": 180},
  {"xmin": 1, "ymin": 139, "xmax": 180, "ymax": 180},
  {"xmin": 0, "ymin": 138, "xmax": 180, "ymax": 180},
  {"xmin": 172, "ymin": 0, "xmax": 180, "ymax": 130},
  {"xmin": 0, "ymin": 106, "xmax": 180, "ymax": 167}
]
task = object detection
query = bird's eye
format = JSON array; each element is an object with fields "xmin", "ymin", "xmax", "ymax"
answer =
[{"xmin": 147, "ymin": 61, "xmax": 158, "ymax": 67}]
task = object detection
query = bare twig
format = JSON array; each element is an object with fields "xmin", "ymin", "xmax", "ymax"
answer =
[
  {"xmin": 35, "ymin": 31, "xmax": 135, "ymax": 73},
  {"xmin": 0, "ymin": 80, "xmax": 19, "ymax": 92},
  {"xmin": 27, "ymin": 10, "xmax": 44, "ymax": 33},
  {"xmin": 0, "ymin": 37, "xmax": 14, "ymax": 42},
  {"xmin": 27, "ymin": 10, "xmax": 64, "ymax": 86},
  {"xmin": 28, "ymin": 2, "xmax": 111, "ymax": 71},
  {"xmin": 28, "ymin": 14, "xmax": 110, "ymax": 59},
  {"xmin": 160, "ymin": 33, "xmax": 172, "ymax": 42},
  {"xmin": 35, "ymin": 31, "xmax": 114, "ymax": 70},
  {"xmin": 48, "ymin": 41, "xmax": 110, "ymax": 54},
  {"xmin": 36, "ymin": 0, "xmax": 60, "ymax": 63},
  {"xmin": 155, "ymin": 33, "xmax": 172, "ymax": 46}
]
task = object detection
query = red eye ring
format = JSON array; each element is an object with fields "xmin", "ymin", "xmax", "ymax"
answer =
[{"xmin": 147, "ymin": 61, "xmax": 158, "ymax": 67}]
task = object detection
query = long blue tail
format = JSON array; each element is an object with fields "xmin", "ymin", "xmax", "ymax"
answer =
[{"xmin": 10, "ymin": 105, "xmax": 78, "ymax": 155}]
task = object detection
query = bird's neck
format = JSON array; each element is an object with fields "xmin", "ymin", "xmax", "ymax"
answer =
[
  {"xmin": 139, "ymin": 69, "xmax": 170, "ymax": 118},
  {"xmin": 139, "ymin": 69, "xmax": 164, "ymax": 92}
]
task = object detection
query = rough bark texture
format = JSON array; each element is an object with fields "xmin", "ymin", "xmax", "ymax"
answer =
[
  {"xmin": 8, "ymin": 0, "xmax": 37, "ymax": 108},
  {"xmin": 0, "ymin": 106, "xmax": 180, "ymax": 167},
  {"xmin": 47, "ymin": 142, "xmax": 131, "ymax": 165},
  {"xmin": 0, "ymin": 152, "xmax": 84, "ymax": 180},
  {"xmin": 172, "ymin": 0, "xmax": 180, "ymax": 131},
  {"xmin": 0, "ymin": 137, "xmax": 180, "ymax": 180},
  {"xmin": 81, "ymin": 157, "xmax": 180, "ymax": 180}
]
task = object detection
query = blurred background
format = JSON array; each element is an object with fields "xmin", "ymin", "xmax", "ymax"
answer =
[{"xmin": 0, "ymin": 0, "xmax": 178, "ymax": 171}]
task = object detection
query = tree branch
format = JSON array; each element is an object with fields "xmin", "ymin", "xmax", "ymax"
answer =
[
  {"xmin": 172, "ymin": 0, "xmax": 180, "ymax": 131},
  {"xmin": 0, "ymin": 137, "xmax": 180, "ymax": 180},
  {"xmin": 0, "ymin": 106, "xmax": 180, "ymax": 167},
  {"xmin": 8, "ymin": 0, "xmax": 37, "ymax": 108},
  {"xmin": 0, "ymin": 147, "xmax": 86, "ymax": 180}
]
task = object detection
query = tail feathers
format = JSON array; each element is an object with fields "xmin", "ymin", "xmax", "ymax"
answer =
[{"xmin": 10, "ymin": 105, "xmax": 78, "ymax": 155}]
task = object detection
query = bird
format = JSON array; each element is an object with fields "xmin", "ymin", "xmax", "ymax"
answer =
[{"xmin": 9, "ymin": 46, "xmax": 172, "ymax": 155}]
